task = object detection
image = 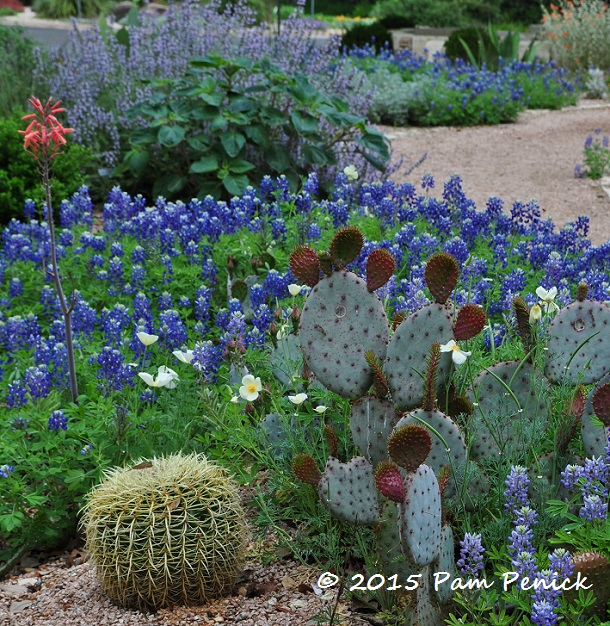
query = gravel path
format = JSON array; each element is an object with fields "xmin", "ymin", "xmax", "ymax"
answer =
[{"xmin": 382, "ymin": 99, "xmax": 610, "ymax": 245}]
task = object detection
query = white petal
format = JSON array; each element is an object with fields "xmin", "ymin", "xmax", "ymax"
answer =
[
  {"xmin": 230, "ymin": 396, "xmax": 239, "ymax": 404},
  {"xmin": 535, "ymin": 286, "xmax": 548, "ymax": 300},
  {"xmin": 241, "ymin": 374, "xmax": 255, "ymax": 386},
  {"xmin": 137, "ymin": 331, "xmax": 159, "ymax": 346},
  {"xmin": 159, "ymin": 365, "xmax": 179, "ymax": 380},
  {"xmin": 547, "ymin": 287, "xmax": 558, "ymax": 300},
  {"xmin": 288, "ymin": 284, "xmax": 303, "ymax": 296},
  {"xmin": 172, "ymin": 349, "xmax": 194, "ymax": 364},
  {"xmin": 289, "ymin": 393, "xmax": 308, "ymax": 405},
  {"xmin": 155, "ymin": 372, "xmax": 174, "ymax": 387},
  {"xmin": 314, "ymin": 405, "xmax": 328, "ymax": 413},
  {"xmin": 452, "ymin": 351, "xmax": 467, "ymax": 365},
  {"xmin": 252, "ymin": 377, "xmax": 262, "ymax": 392},
  {"xmin": 138, "ymin": 372, "xmax": 155, "ymax": 386},
  {"xmin": 439, "ymin": 340, "xmax": 456, "ymax": 352}
]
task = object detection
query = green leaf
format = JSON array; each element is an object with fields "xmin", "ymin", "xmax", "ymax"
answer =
[
  {"xmin": 129, "ymin": 128, "xmax": 157, "ymax": 147},
  {"xmin": 186, "ymin": 134, "xmax": 212, "ymax": 152},
  {"xmin": 211, "ymin": 115, "xmax": 227, "ymax": 132},
  {"xmin": 153, "ymin": 174, "xmax": 186, "ymax": 198},
  {"xmin": 127, "ymin": 150, "xmax": 149, "ymax": 177},
  {"xmin": 222, "ymin": 174, "xmax": 250, "ymax": 197},
  {"xmin": 220, "ymin": 131, "xmax": 246, "ymax": 158},
  {"xmin": 358, "ymin": 132, "xmax": 390, "ymax": 158},
  {"xmin": 200, "ymin": 92, "xmax": 223, "ymax": 107},
  {"xmin": 158, "ymin": 125, "xmax": 185, "ymax": 147},
  {"xmin": 302, "ymin": 144, "xmax": 333, "ymax": 166},
  {"xmin": 265, "ymin": 144, "xmax": 290, "ymax": 173},
  {"xmin": 244, "ymin": 125, "xmax": 270, "ymax": 149},
  {"xmin": 189, "ymin": 156, "xmax": 219, "ymax": 174},
  {"xmin": 228, "ymin": 96, "xmax": 257, "ymax": 114},
  {"xmin": 227, "ymin": 158, "xmax": 255, "ymax": 174},
  {"xmin": 115, "ymin": 27, "xmax": 129, "ymax": 48},
  {"xmin": 198, "ymin": 181, "xmax": 222, "ymax": 199},
  {"xmin": 361, "ymin": 150, "xmax": 388, "ymax": 171},
  {"xmin": 290, "ymin": 110, "xmax": 319, "ymax": 135}
]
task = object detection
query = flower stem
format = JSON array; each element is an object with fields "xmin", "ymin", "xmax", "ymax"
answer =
[{"xmin": 42, "ymin": 161, "xmax": 79, "ymax": 403}]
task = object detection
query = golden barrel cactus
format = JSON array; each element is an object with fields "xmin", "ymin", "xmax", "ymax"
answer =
[{"xmin": 80, "ymin": 452, "xmax": 248, "ymax": 611}]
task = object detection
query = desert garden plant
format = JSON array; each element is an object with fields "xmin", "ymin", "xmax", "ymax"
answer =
[
  {"xmin": 574, "ymin": 129, "xmax": 610, "ymax": 180},
  {"xmin": 541, "ymin": 0, "xmax": 610, "ymax": 71}
]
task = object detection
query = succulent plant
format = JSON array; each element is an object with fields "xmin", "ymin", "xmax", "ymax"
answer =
[
  {"xmin": 565, "ymin": 552, "xmax": 610, "ymax": 618},
  {"xmin": 80, "ymin": 453, "xmax": 248, "ymax": 611},
  {"xmin": 581, "ymin": 373, "xmax": 610, "ymax": 457},
  {"xmin": 545, "ymin": 300, "xmax": 610, "ymax": 385}
]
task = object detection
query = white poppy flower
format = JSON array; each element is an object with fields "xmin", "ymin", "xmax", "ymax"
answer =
[
  {"xmin": 288, "ymin": 393, "xmax": 308, "ymax": 405},
  {"xmin": 137, "ymin": 331, "xmax": 159, "ymax": 346},
  {"xmin": 240, "ymin": 374, "xmax": 262, "ymax": 401},
  {"xmin": 288, "ymin": 284, "xmax": 303, "ymax": 297},
  {"xmin": 439, "ymin": 340, "xmax": 472, "ymax": 366},
  {"xmin": 172, "ymin": 349, "xmax": 194, "ymax": 364},
  {"xmin": 314, "ymin": 405, "xmax": 328, "ymax": 414},
  {"xmin": 138, "ymin": 366, "xmax": 178, "ymax": 388},
  {"xmin": 535, "ymin": 286, "xmax": 560, "ymax": 314},
  {"xmin": 343, "ymin": 165, "xmax": 358, "ymax": 181},
  {"xmin": 158, "ymin": 365, "xmax": 179, "ymax": 389},
  {"xmin": 529, "ymin": 304, "xmax": 542, "ymax": 325},
  {"xmin": 230, "ymin": 396, "xmax": 239, "ymax": 404}
]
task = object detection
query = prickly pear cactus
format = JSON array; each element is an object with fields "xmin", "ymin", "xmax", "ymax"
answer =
[
  {"xmin": 467, "ymin": 360, "xmax": 550, "ymax": 461},
  {"xmin": 317, "ymin": 456, "xmax": 380, "ymax": 526},
  {"xmin": 385, "ymin": 304, "xmax": 454, "ymax": 411},
  {"xmin": 398, "ymin": 465, "xmax": 442, "ymax": 567},
  {"xmin": 80, "ymin": 453, "xmax": 248, "ymax": 611},
  {"xmin": 565, "ymin": 552, "xmax": 610, "ymax": 618},
  {"xmin": 581, "ymin": 373, "xmax": 610, "ymax": 457},
  {"xmin": 545, "ymin": 300, "xmax": 610, "ymax": 385},
  {"xmin": 350, "ymin": 396, "xmax": 400, "ymax": 467},
  {"xmin": 299, "ymin": 270, "xmax": 389, "ymax": 399}
]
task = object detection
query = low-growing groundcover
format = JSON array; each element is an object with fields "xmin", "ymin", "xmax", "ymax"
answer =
[{"xmin": 2, "ymin": 167, "xmax": 610, "ymax": 622}]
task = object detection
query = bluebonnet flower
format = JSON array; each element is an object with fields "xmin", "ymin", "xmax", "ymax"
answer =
[
  {"xmin": 6, "ymin": 381, "xmax": 28, "ymax": 408},
  {"xmin": 504, "ymin": 466, "xmax": 531, "ymax": 515},
  {"xmin": 191, "ymin": 341, "xmax": 223, "ymax": 383},
  {"xmin": 580, "ymin": 494, "xmax": 607, "ymax": 521},
  {"xmin": 92, "ymin": 346, "xmax": 135, "ymax": 393},
  {"xmin": 25, "ymin": 364, "xmax": 52, "ymax": 401},
  {"xmin": 48, "ymin": 410, "xmax": 68, "ymax": 431},
  {"xmin": 9, "ymin": 278, "xmax": 23, "ymax": 298},
  {"xmin": 110, "ymin": 242, "xmax": 124, "ymax": 257},
  {"xmin": 0, "ymin": 464, "xmax": 15, "ymax": 478},
  {"xmin": 306, "ymin": 223, "xmax": 322, "ymax": 240},
  {"xmin": 456, "ymin": 533, "xmax": 485, "ymax": 577},
  {"xmin": 140, "ymin": 388, "xmax": 157, "ymax": 403},
  {"xmin": 132, "ymin": 245, "xmax": 146, "ymax": 264},
  {"xmin": 80, "ymin": 444, "xmax": 93, "ymax": 455},
  {"xmin": 421, "ymin": 173, "xmax": 435, "ymax": 190},
  {"xmin": 158, "ymin": 310, "xmax": 188, "ymax": 350},
  {"xmin": 159, "ymin": 291, "xmax": 173, "ymax": 311},
  {"xmin": 9, "ymin": 416, "xmax": 29, "ymax": 431},
  {"xmin": 560, "ymin": 464, "xmax": 584, "ymax": 490}
]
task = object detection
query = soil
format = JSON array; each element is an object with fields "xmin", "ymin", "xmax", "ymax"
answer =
[
  {"xmin": 382, "ymin": 99, "xmax": 610, "ymax": 246},
  {"xmin": 2, "ymin": 99, "xmax": 610, "ymax": 626}
]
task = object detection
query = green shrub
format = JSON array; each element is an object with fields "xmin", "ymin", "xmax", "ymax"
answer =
[
  {"xmin": 444, "ymin": 26, "xmax": 491, "ymax": 62},
  {"xmin": 373, "ymin": 0, "xmax": 462, "ymax": 28},
  {"xmin": 379, "ymin": 13, "xmax": 416, "ymax": 29},
  {"xmin": 0, "ymin": 110, "xmax": 96, "ymax": 224},
  {"xmin": 114, "ymin": 55, "xmax": 390, "ymax": 200},
  {"xmin": 0, "ymin": 26, "xmax": 39, "ymax": 118},
  {"xmin": 32, "ymin": 0, "xmax": 113, "ymax": 19},
  {"xmin": 340, "ymin": 21, "xmax": 393, "ymax": 53}
]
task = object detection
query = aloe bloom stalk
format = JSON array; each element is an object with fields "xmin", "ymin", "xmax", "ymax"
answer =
[{"xmin": 19, "ymin": 97, "xmax": 79, "ymax": 402}]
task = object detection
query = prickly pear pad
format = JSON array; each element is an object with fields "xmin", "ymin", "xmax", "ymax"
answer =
[
  {"xmin": 545, "ymin": 301, "xmax": 610, "ymax": 385},
  {"xmin": 433, "ymin": 525, "xmax": 456, "ymax": 605},
  {"xmin": 350, "ymin": 396, "xmax": 400, "ymax": 467},
  {"xmin": 394, "ymin": 409, "xmax": 467, "ymax": 490},
  {"xmin": 399, "ymin": 464, "xmax": 442, "ymax": 567},
  {"xmin": 318, "ymin": 456, "xmax": 380, "ymax": 526},
  {"xmin": 467, "ymin": 360, "xmax": 549, "ymax": 462},
  {"xmin": 582, "ymin": 372, "xmax": 610, "ymax": 457},
  {"xmin": 300, "ymin": 271, "xmax": 389, "ymax": 399},
  {"xmin": 385, "ymin": 303, "xmax": 453, "ymax": 411}
]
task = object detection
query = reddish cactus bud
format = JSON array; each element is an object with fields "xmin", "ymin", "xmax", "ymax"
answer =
[
  {"xmin": 366, "ymin": 248, "xmax": 396, "ymax": 292},
  {"xmin": 424, "ymin": 253, "xmax": 459, "ymax": 304}
]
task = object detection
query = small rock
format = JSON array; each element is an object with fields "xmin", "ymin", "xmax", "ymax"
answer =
[{"xmin": 10, "ymin": 600, "xmax": 33, "ymax": 614}]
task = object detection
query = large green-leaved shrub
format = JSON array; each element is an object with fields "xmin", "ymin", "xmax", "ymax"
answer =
[
  {"xmin": 33, "ymin": 0, "xmax": 113, "ymax": 19},
  {"xmin": 113, "ymin": 55, "xmax": 390, "ymax": 200},
  {"xmin": 0, "ymin": 110, "xmax": 96, "ymax": 224}
]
